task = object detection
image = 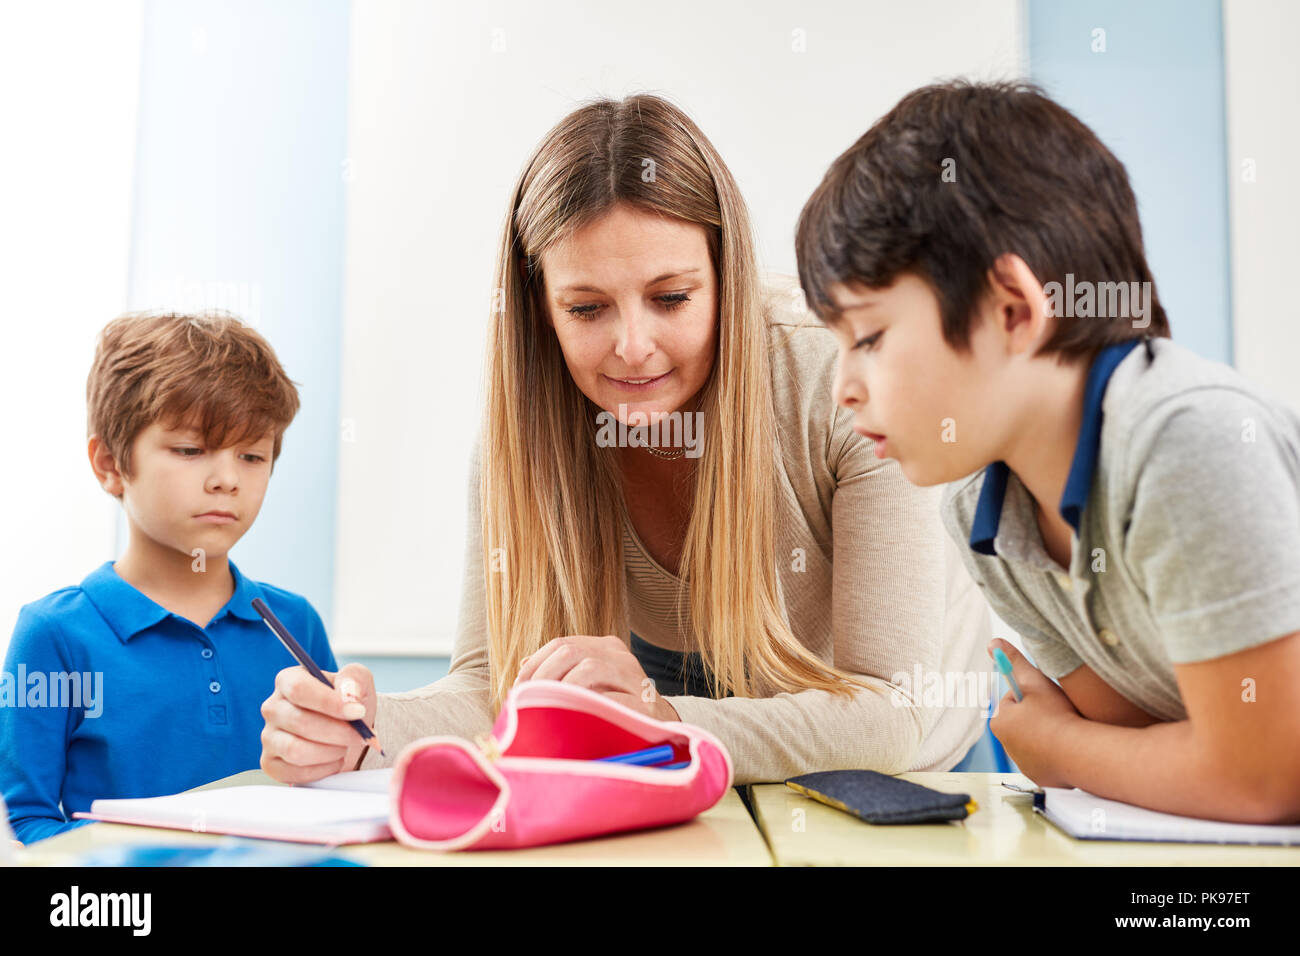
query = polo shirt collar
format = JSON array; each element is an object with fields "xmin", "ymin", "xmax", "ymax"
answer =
[
  {"xmin": 223, "ymin": 561, "xmax": 267, "ymax": 623},
  {"xmin": 969, "ymin": 337, "xmax": 1142, "ymax": 556},
  {"xmin": 81, "ymin": 559, "xmax": 266, "ymax": 643}
]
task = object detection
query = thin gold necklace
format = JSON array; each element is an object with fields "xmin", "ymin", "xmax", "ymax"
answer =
[{"xmin": 644, "ymin": 444, "xmax": 686, "ymax": 461}]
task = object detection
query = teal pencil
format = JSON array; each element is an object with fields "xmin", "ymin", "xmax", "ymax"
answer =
[{"xmin": 992, "ymin": 647, "xmax": 1024, "ymax": 702}]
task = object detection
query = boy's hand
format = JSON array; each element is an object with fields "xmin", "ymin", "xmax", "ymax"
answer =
[
  {"xmin": 259, "ymin": 663, "xmax": 381, "ymax": 784},
  {"xmin": 987, "ymin": 639, "xmax": 1080, "ymax": 788}
]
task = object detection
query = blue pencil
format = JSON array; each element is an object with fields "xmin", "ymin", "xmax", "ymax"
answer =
[{"xmin": 251, "ymin": 597, "xmax": 385, "ymax": 757}]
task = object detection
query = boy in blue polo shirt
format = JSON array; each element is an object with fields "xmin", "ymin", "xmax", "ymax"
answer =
[
  {"xmin": 0, "ymin": 311, "xmax": 339, "ymax": 843},
  {"xmin": 795, "ymin": 80, "xmax": 1300, "ymax": 823}
]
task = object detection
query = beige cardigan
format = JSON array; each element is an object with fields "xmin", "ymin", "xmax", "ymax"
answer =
[{"xmin": 358, "ymin": 274, "xmax": 993, "ymax": 783}]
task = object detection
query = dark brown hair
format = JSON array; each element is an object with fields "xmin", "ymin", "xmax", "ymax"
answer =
[
  {"xmin": 795, "ymin": 79, "xmax": 1170, "ymax": 360},
  {"xmin": 86, "ymin": 311, "xmax": 301, "ymax": 491}
]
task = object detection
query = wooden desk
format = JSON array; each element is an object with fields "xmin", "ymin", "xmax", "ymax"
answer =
[
  {"xmin": 20, "ymin": 770, "xmax": 772, "ymax": 867},
  {"xmin": 751, "ymin": 772, "xmax": 1300, "ymax": 866}
]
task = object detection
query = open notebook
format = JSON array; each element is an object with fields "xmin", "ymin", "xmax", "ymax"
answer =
[
  {"xmin": 72, "ymin": 769, "xmax": 395, "ymax": 845},
  {"xmin": 1033, "ymin": 787, "xmax": 1300, "ymax": 845}
]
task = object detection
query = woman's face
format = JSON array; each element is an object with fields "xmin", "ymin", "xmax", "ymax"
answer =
[{"xmin": 540, "ymin": 203, "xmax": 718, "ymax": 426}]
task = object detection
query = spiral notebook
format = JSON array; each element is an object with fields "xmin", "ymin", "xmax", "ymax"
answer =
[
  {"xmin": 73, "ymin": 769, "xmax": 395, "ymax": 845},
  {"xmin": 1033, "ymin": 786, "xmax": 1300, "ymax": 845}
]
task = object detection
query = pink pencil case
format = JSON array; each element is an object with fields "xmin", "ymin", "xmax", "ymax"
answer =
[{"xmin": 388, "ymin": 679, "xmax": 734, "ymax": 851}]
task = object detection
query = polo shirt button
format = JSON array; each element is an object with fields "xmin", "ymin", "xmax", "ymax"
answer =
[
  {"xmin": 201, "ymin": 648, "xmax": 214, "ymax": 659},
  {"xmin": 209, "ymin": 680, "xmax": 221, "ymax": 693},
  {"xmin": 1054, "ymin": 572, "xmax": 1073, "ymax": 591},
  {"xmin": 1099, "ymin": 628, "xmax": 1120, "ymax": 647}
]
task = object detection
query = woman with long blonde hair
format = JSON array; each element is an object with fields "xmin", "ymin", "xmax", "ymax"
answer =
[{"xmin": 260, "ymin": 93, "xmax": 993, "ymax": 785}]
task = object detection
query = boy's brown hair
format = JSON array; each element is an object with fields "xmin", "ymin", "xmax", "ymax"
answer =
[
  {"xmin": 86, "ymin": 311, "xmax": 301, "ymax": 491},
  {"xmin": 795, "ymin": 79, "xmax": 1170, "ymax": 361}
]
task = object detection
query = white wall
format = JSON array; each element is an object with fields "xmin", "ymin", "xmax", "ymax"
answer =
[
  {"xmin": 0, "ymin": 2, "xmax": 143, "ymax": 657},
  {"xmin": 1224, "ymin": 0, "xmax": 1300, "ymax": 412},
  {"xmin": 333, "ymin": 0, "xmax": 1025, "ymax": 655}
]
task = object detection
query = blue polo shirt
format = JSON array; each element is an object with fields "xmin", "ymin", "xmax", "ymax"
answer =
[{"xmin": 0, "ymin": 560, "xmax": 337, "ymax": 844}]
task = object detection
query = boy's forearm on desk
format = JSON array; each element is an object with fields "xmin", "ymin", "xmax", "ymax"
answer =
[{"xmin": 1060, "ymin": 716, "xmax": 1296, "ymax": 823}]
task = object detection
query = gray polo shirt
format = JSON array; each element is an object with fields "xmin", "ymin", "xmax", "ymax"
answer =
[{"xmin": 941, "ymin": 336, "xmax": 1300, "ymax": 721}]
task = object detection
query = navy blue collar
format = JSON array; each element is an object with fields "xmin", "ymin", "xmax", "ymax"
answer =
[
  {"xmin": 969, "ymin": 338, "xmax": 1142, "ymax": 556},
  {"xmin": 81, "ymin": 559, "xmax": 266, "ymax": 642}
]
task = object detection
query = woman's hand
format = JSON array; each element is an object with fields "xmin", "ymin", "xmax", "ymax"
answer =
[
  {"xmin": 259, "ymin": 663, "xmax": 383, "ymax": 784},
  {"xmin": 987, "ymin": 639, "xmax": 1081, "ymax": 788},
  {"xmin": 513, "ymin": 634, "xmax": 681, "ymax": 722}
]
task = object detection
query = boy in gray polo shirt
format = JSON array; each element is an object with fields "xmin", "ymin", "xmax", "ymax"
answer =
[{"xmin": 794, "ymin": 80, "xmax": 1300, "ymax": 823}]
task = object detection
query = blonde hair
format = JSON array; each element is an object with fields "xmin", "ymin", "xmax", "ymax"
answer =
[{"xmin": 481, "ymin": 93, "xmax": 876, "ymax": 712}]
